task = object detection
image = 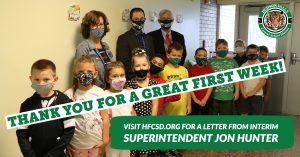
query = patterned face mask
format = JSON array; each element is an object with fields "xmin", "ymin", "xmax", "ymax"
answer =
[
  {"xmin": 76, "ymin": 72, "xmax": 94, "ymax": 87},
  {"xmin": 111, "ymin": 77, "xmax": 126, "ymax": 91}
]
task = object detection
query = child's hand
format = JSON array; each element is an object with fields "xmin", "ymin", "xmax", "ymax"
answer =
[
  {"xmin": 264, "ymin": 95, "xmax": 269, "ymax": 103},
  {"xmin": 172, "ymin": 94, "xmax": 181, "ymax": 101},
  {"xmin": 246, "ymin": 91, "xmax": 255, "ymax": 97},
  {"xmin": 199, "ymin": 99, "xmax": 207, "ymax": 107},
  {"xmin": 66, "ymin": 145, "xmax": 76, "ymax": 157},
  {"xmin": 93, "ymin": 142, "xmax": 105, "ymax": 155},
  {"xmin": 186, "ymin": 105, "xmax": 192, "ymax": 115},
  {"xmin": 233, "ymin": 91, "xmax": 239, "ymax": 101}
]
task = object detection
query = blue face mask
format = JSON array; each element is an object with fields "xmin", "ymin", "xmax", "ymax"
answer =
[
  {"xmin": 90, "ymin": 27, "xmax": 105, "ymax": 38},
  {"xmin": 76, "ymin": 72, "xmax": 94, "ymax": 87}
]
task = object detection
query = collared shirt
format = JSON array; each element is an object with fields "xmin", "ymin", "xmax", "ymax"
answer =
[{"xmin": 161, "ymin": 29, "xmax": 173, "ymax": 50}]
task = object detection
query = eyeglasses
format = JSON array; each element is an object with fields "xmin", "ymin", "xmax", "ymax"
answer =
[{"xmin": 90, "ymin": 25, "xmax": 104, "ymax": 29}]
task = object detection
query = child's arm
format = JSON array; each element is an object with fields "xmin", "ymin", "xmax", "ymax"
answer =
[
  {"xmin": 44, "ymin": 117, "xmax": 75, "ymax": 157},
  {"xmin": 100, "ymin": 110, "xmax": 110, "ymax": 147},
  {"xmin": 131, "ymin": 106, "xmax": 137, "ymax": 116},
  {"xmin": 233, "ymin": 82, "xmax": 239, "ymax": 101},
  {"xmin": 264, "ymin": 78, "xmax": 272, "ymax": 103},
  {"xmin": 16, "ymin": 127, "xmax": 38, "ymax": 157},
  {"xmin": 200, "ymin": 87, "xmax": 213, "ymax": 106},
  {"xmin": 240, "ymin": 82, "xmax": 247, "ymax": 99},
  {"xmin": 191, "ymin": 92, "xmax": 200, "ymax": 105},
  {"xmin": 16, "ymin": 103, "xmax": 38, "ymax": 157},
  {"xmin": 246, "ymin": 78, "xmax": 266, "ymax": 97},
  {"xmin": 152, "ymin": 98, "xmax": 158, "ymax": 116},
  {"xmin": 186, "ymin": 93, "xmax": 192, "ymax": 115}
]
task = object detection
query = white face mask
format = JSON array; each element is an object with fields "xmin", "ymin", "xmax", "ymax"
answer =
[
  {"xmin": 31, "ymin": 83, "xmax": 54, "ymax": 95},
  {"xmin": 111, "ymin": 77, "xmax": 126, "ymax": 91},
  {"xmin": 235, "ymin": 47, "xmax": 244, "ymax": 53}
]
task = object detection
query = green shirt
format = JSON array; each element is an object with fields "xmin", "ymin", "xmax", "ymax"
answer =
[{"xmin": 208, "ymin": 58, "xmax": 238, "ymax": 100}]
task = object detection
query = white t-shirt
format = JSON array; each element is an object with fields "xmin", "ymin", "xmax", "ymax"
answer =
[
  {"xmin": 64, "ymin": 85, "xmax": 104, "ymax": 149},
  {"xmin": 241, "ymin": 60, "xmax": 267, "ymax": 96},
  {"xmin": 104, "ymin": 89, "xmax": 133, "ymax": 117}
]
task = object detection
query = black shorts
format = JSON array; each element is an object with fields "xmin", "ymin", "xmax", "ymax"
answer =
[{"xmin": 237, "ymin": 95, "xmax": 263, "ymax": 115}]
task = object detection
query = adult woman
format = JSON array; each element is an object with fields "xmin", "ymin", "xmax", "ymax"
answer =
[{"xmin": 76, "ymin": 10, "xmax": 113, "ymax": 88}]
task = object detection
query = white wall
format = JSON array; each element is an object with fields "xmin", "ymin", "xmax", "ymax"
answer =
[{"xmin": 0, "ymin": 0, "xmax": 200, "ymax": 156}]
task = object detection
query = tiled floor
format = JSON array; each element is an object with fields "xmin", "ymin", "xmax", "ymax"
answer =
[{"xmin": 181, "ymin": 116, "xmax": 300, "ymax": 157}]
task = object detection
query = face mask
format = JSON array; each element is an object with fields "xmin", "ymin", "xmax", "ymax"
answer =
[
  {"xmin": 259, "ymin": 57, "xmax": 266, "ymax": 62},
  {"xmin": 195, "ymin": 57, "xmax": 208, "ymax": 66},
  {"xmin": 247, "ymin": 54, "xmax": 258, "ymax": 61},
  {"xmin": 168, "ymin": 58, "xmax": 181, "ymax": 65},
  {"xmin": 150, "ymin": 62, "xmax": 164, "ymax": 74},
  {"xmin": 159, "ymin": 19, "xmax": 173, "ymax": 29},
  {"xmin": 90, "ymin": 27, "xmax": 105, "ymax": 39},
  {"xmin": 76, "ymin": 72, "xmax": 94, "ymax": 87},
  {"xmin": 216, "ymin": 50, "xmax": 228, "ymax": 58},
  {"xmin": 134, "ymin": 69, "xmax": 149, "ymax": 80},
  {"xmin": 132, "ymin": 20, "xmax": 145, "ymax": 31},
  {"xmin": 111, "ymin": 77, "xmax": 126, "ymax": 91},
  {"xmin": 235, "ymin": 47, "xmax": 244, "ymax": 54},
  {"xmin": 31, "ymin": 83, "xmax": 53, "ymax": 95}
]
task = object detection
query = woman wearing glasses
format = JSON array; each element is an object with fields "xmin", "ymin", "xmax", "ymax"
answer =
[{"xmin": 76, "ymin": 10, "xmax": 113, "ymax": 89}]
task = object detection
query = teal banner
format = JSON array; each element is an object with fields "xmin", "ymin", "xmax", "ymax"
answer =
[{"xmin": 110, "ymin": 116, "xmax": 294, "ymax": 149}]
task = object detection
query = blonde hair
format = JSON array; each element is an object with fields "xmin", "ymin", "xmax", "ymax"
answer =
[
  {"xmin": 235, "ymin": 39, "xmax": 246, "ymax": 47},
  {"xmin": 159, "ymin": 9, "xmax": 173, "ymax": 20},
  {"xmin": 72, "ymin": 55, "xmax": 98, "ymax": 93},
  {"xmin": 131, "ymin": 48, "xmax": 150, "ymax": 69},
  {"xmin": 104, "ymin": 61, "xmax": 125, "ymax": 90}
]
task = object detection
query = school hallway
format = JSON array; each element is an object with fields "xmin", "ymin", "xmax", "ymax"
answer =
[{"xmin": 181, "ymin": 116, "xmax": 300, "ymax": 157}]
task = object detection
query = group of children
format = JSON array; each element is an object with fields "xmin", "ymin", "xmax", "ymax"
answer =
[{"xmin": 16, "ymin": 39, "xmax": 271, "ymax": 157}]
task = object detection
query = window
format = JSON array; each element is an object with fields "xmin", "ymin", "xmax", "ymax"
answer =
[
  {"xmin": 248, "ymin": 15, "xmax": 277, "ymax": 52},
  {"xmin": 219, "ymin": 5, "xmax": 236, "ymax": 51}
]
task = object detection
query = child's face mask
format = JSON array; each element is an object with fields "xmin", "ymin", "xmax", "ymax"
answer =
[
  {"xmin": 31, "ymin": 83, "xmax": 54, "ymax": 95},
  {"xmin": 111, "ymin": 77, "xmax": 126, "ymax": 91},
  {"xmin": 195, "ymin": 57, "xmax": 208, "ymax": 66},
  {"xmin": 168, "ymin": 58, "xmax": 181, "ymax": 65},
  {"xmin": 216, "ymin": 50, "xmax": 228, "ymax": 58},
  {"xmin": 76, "ymin": 72, "xmax": 94, "ymax": 87}
]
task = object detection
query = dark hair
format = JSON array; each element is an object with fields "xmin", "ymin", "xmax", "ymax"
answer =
[
  {"xmin": 215, "ymin": 39, "xmax": 228, "ymax": 48},
  {"xmin": 81, "ymin": 10, "xmax": 110, "ymax": 39},
  {"xmin": 195, "ymin": 47, "xmax": 207, "ymax": 56},
  {"xmin": 167, "ymin": 42, "xmax": 183, "ymax": 54},
  {"xmin": 150, "ymin": 53, "xmax": 166, "ymax": 65},
  {"xmin": 246, "ymin": 44, "xmax": 260, "ymax": 52},
  {"xmin": 31, "ymin": 59, "xmax": 56, "ymax": 74},
  {"xmin": 259, "ymin": 45, "xmax": 269, "ymax": 53},
  {"xmin": 130, "ymin": 7, "xmax": 145, "ymax": 20},
  {"xmin": 105, "ymin": 61, "xmax": 125, "ymax": 90}
]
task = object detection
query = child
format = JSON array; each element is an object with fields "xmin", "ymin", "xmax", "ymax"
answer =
[
  {"xmin": 64, "ymin": 55, "xmax": 109, "ymax": 157},
  {"xmin": 148, "ymin": 53, "xmax": 181, "ymax": 115},
  {"xmin": 259, "ymin": 45, "xmax": 272, "ymax": 103},
  {"xmin": 233, "ymin": 39, "xmax": 248, "ymax": 67},
  {"xmin": 16, "ymin": 59, "xmax": 75, "ymax": 157},
  {"xmin": 104, "ymin": 61, "xmax": 135, "ymax": 157},
  {"xmin": 239, "ymin": 44, "xmax": 267, "ymax": 115},
  {"xmin": 159, "ymin": 42, "xmax": 191, "ymax": 116},
  {"xmin": 208, "ymin": 39, "xmax": 239, "ymax": 115},
  {"xmin": 188, "ymin": 48, "xmax": 213, "ymax": 115},
  {"xmin": 159, "ymin": 42, "xmax": 190, "ymax": 157},
  {"xmin": 126, "ymin": 48, "xmax": 158, "ymax": 157}
]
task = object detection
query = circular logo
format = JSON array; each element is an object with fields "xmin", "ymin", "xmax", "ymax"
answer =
[{"xmin": 258, "ymin": 3, "xmax": 292, "ymax": 38}]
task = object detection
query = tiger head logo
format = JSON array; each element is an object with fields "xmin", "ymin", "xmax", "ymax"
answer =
[{"xmin": 264, "ymin": 11, "xmax": 286, "ymax": 30}]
